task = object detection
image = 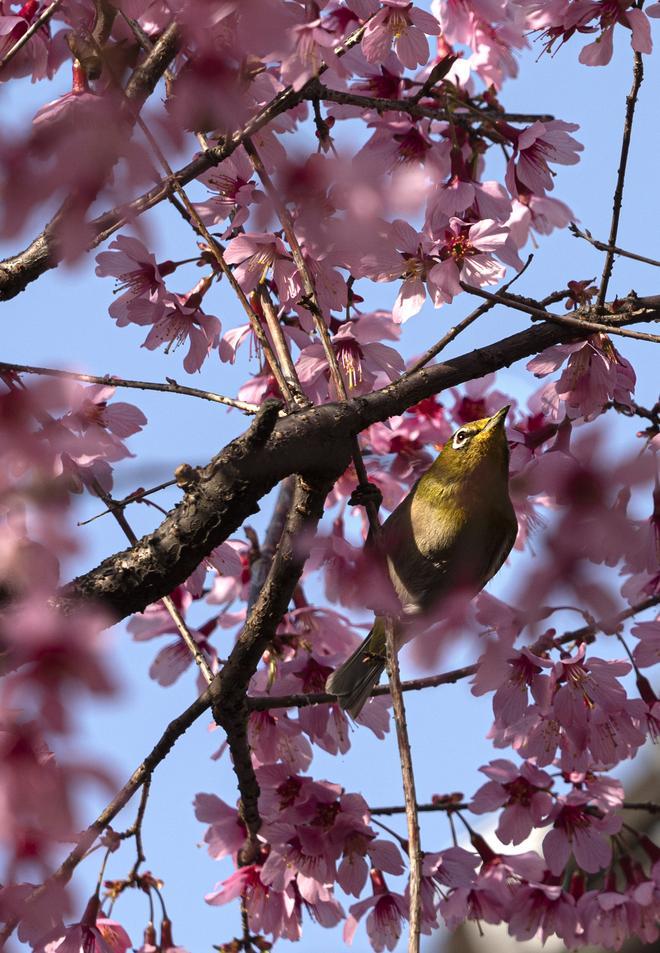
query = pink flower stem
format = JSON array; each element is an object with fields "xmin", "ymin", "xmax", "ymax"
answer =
[{"xmin": 0, "ymin": 0, "xmax": 61, "ymax": 71}]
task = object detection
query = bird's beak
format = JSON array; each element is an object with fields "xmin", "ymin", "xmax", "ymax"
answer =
[{"xmin": 485, "ymin": 405, "xmax": 510, "ymax": 432}]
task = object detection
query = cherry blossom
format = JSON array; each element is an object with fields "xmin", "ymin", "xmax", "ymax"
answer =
[
  {"xmin": 344, "ymin": 869, "xmax": 408, "ymax": 951},
  {"xmin": 470, "ymin": 758, "xmax": 554, "ymax": 845},
  {"xmin": 296, "ymin": 311, "xmax": 404, "ymax": 399},
  {"xmin": 361, "ymin": 1, "xmax": 440, "ymax": 70},
  {"xmin": 141, "ymin": 277, "xmax": 221, "ymax": 373},
  {"xmin": 503, "ymin": 120, "xmax": 583, "ymax": 198},
  {"xmin": 95, "ymin": 235, "xmax": 175, "ymax": 327},
  {"xmin": 543, "ymin": 790, "xmax": 622, "ymax": 875},
  {"xmin": 193, "ymin": 149, "xmax": 258, "ymax": 232}
]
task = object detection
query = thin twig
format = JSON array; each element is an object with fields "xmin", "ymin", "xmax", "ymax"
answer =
[
  {"xmin": 460, "ymin": 283, "xmax": 660, "ymax": 344},
  {"xmin": 90, "ymin": 477, "xmax": 215, "ymax": 684},
  {"xmin": 84, "ymin": 32, "xmax": 298, "ymax": 413},
  {"xmin": 405, "ymin": 255, "xmax": 533, "ymax": 376},
  {"xmin": 0, "ymin": 361, "xmax": 260, "ymax": 413},
  {"xmin": 371, "ymin": 802, "xmax": 468, "ymax": 815},
  {"xmin": 309, "ymin": 80, "xmax": 554, "ymax": 125},
  {"xmin": 0, "ymin": 688, "xmax": 212, "ymax": 947},
  {"xmin": 0, "ymin": 0, "xmax": 61, "ymax": 70},
  {"xmin": 570, "ymin": 224, "xmax": 660, "ymax": 268},
  {"xmin": 127, "ymin": 777, "xmax": 151, "ymax": 879},
  {"xmin": 77, "ymin": 479, "xmax": 178, "ymax": 527},
  {"xmin": 249, "ymin": 594, "xmax": 660, "ymax": 711},
  {"xmin": 256, "ymin": 284, "xmax": 309, "ymax": 408},
  {"xmin": 597, "ymin": 51, "xmax": 644, "ymax": 309},
  {"xmin": 369, "ymin": 800, "xmax": 660, "ymax": 816}
]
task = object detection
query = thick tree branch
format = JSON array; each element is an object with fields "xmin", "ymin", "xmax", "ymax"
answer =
[
  {"xmin": 57, "ymin": 298, "xmax": 660, "ymax": 622},
  {"xmin": 209, "ymin": 475, "xmax": 331, "ymax": 854},
  {"xmin": 1, "ymin": 471, "xmax": 331, "ymax": 944}
]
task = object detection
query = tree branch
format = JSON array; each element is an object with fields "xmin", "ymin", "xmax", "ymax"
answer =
[
  {"xmin": 368, "ymin": 800, "xmax": 660, "ymax": 816},
  {"xmin": 0, "ymin": 0, "xmax": 62, "ymax": 71},
  {"xmin": 0, "ymin": 361, "xmax": 259, "ymax": 413},
  {"xmin": 597, "ymin": 51, "xmax": 644, "ymax": 309},
  {"xmin": 55, "ymin": 298, "xmax": 660, "ymax": 622},
  {"xmin": 461, "ymin": 284, "xmax": 660, "ymax": 343},
  {"xmin": 248, "ymin": 594, "xmax": 660, "ymax": 711},
  {"xmin": 308, "ymin": 80, "xmax": 554, "ymax": 125},
  {"xmin": 209, "ymin": 474, "xmax": 331, "ymax": 855},
  {"xmin": 0, "ymin": 20, "xmax": 181, "ymax": 302},
  {"xmin": 569, "ymin": 224, "xmax": 660, "ymax": 269},
  {"xmin": 1, "ymin": 471, "xmax": 331, "ymax": 944}
]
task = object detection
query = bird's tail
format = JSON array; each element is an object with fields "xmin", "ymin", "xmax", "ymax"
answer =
[{"xmin": 325, "ymin": 618, "xmax": 388, "ymax": 719}]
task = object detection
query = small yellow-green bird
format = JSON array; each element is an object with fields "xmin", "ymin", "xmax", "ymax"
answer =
[{"xmin": 326, "ymin": 405, "xmax": 518, "ymax": 718}]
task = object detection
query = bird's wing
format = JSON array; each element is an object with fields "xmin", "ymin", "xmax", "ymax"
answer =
[{"xmin": 482, "ymin": 513, "xmax": 518, "ymax": 584}]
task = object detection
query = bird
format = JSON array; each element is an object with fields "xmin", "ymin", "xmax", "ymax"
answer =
[{"xmin": 325, "ymin": 405, "xmax": 518, "ymax": 719}]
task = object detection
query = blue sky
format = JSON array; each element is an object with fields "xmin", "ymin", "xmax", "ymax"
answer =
[{"xmin": 2, "ymin": 11, "xmax": 660, "ymax": 953}]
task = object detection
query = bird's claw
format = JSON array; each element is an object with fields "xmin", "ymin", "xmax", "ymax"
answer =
[{"xmin": 348, "ymin": 481, "xmax": 383, "ymax": 510}]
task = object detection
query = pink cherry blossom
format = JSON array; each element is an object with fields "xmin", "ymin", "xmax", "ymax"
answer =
[
  {"xmin": 33, "ymin": 896, "xmax": 131, "ymax": 953},
  {"xmin": 194, "ymin": 793, "xmax": 246, "ymax": 860},
  {"xmin": 344, "ymin": 869, "xmax": 408, "ymax": 951},
  {"xmin": 428, "ymin": 217, "xmax": 508, "ymax": 302},
  {"xmin": 224, "ymin": 232, "xmax": 297, "ymax": 299},
  {"xmin": 579, "ymin": 4, "xmax": 652, "ymax": 66},
  {"xmin": 543, "ymin": 790, "xmax": 621, "ymax": 875},
  {"xmin": 631, "ymin": 620, "xmax": 660, "ymax": 668},
  {"xmin": 504, "ymin": 120, "xmax": 583, "ymax": 197},
  {"xmin": 0, "ymin": 0, "xmax": 49, "ymax": 82},
  {"xmin": 141, "ymin": 277, "xmax": 221, "ymax": 373},
  {"xmin": 193, "ymin": 150, "xmax": 258, "ymax": 232},
  {"xmin": 528, "ymin": 334, "xmax": 636, "ymax": 422},
  {"xmin": 362, "ymin": 1, "xmax": 440, "ymax": 70},
  {"xmin": 470, "ymin": 758, "xmax": 554, "ymax": 845},
  {"xmin": 95, "ymin": 235, "xmax": 174, "ymax": 327},
  {"xmin": 508, "ymin": 881, "xmax": 578, "ymax": 945},
  {"xmin": 473, "ymin": 644, "xmax": 551, "ymax": 727},
  {"xmin": 296, "ymin": 312, "xmax": 404, "ymax": 400},
  {"xmin": 278, "ymin": 15, "xmax": 347, "ymax": 90}
]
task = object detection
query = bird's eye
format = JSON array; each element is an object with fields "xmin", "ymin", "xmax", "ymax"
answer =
[{"xmin": 452, "ymin": 429, "xmax": 470, "ymax": 450}]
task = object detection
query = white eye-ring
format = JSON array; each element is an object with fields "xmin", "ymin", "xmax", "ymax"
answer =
[{"xmin": 452, "ymin": 428, "xmax": 470, "ymax": 450}]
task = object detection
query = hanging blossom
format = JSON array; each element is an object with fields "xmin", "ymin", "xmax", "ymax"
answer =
[
  {"xmin": 141, "ymin": 276, "xmax": 221, "ymax": 373},
  {"xmin": 95, "ymin": 235, "xmax": 176, "ymax": 327},
  {"xmin": 528, "ymin": 333, "xmax": 636, "ymax": 421},
  {"xmin": 427, "ymin": 216, "xmax": 510, "ymax": 304},
  {"xmin": 344, "ymin": 868, "xmax": 408, "ymax": 952},
  {"xmin": 502, "ymin": 120, "xmax": 584, "ymax": 198},
  {"xmin": 361, "ymin": 1, "xmax": 441, "ymax": 70},
  {"xmin": 296, "ymin": 311, "xmax": 405, "ymax": 400},
  {"xmin": 518, "ymin": 0, "xmax": 654, "ymax": 66}
]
